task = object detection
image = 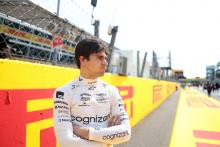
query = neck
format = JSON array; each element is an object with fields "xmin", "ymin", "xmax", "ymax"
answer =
[{"xmin": 80, "ymin": 70, "xmax": 98, "ymax": 79}]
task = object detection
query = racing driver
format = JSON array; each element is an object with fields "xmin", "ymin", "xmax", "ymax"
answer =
[{"xmin": 53, "ymin": 38, "xmax": 131, "ymax": 147}]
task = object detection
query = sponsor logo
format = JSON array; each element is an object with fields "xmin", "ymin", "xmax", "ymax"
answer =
[
  {"xmin": 71, "ymin": 85, "xmax": 75, "ymax": 89},
  {"xmin": 153, "ymin": 85, "xmax": 162, "ymax": 103},
  {"xmin": 57, "ymin": 114, "xmax": 70, "ymax": 119},
  {"xmin": 95, "ymin": 93, "xmax": 108, "ymax": 103},
  {"xmin": 71, "ymin": 114, "xmax": 110, "ymax": 125},
  {"xmin": 78, "ymin": 102, "xmax": 90, "ymax": 106},
  {"xmin": 96, "ymin": 97, "xmax": 109, "ymax": 103},
  {"xmin": 88, "ymin": 86, "xmax": 96, "ymax": 90},
  {"xmin": 58, "ymin": 110, "xmax": 69, "ymax": 114},
  {"xmin": 58, "ymin": 118, "xmax": 71, "ymax": 122},
  {"xmin": 119, "ymin": 103, "xmax": 123, "ymax": 107},
  {"xmin": 117, "ymin": 86, "xmax": 134, "ymax": 119},
  {"xmin": 80, "ymin": 97, "xmax": 90, "ymax": 101},
  {"xmin": 56, "ymin": 91, "xmax": 64, "ymax": 99},
  {"xmin": 54, "ymin": 105, "xmax": 69, "ymax": 110},
  {"xmin": 120, "ymin": 112, "xmax": 126, "ymax": 116},
  {"xmin": 80, "ymin": 93, "xmax": 91, "ymax": 101},
  {"xmin": 80, "ymin": 93, "xmax": 91, "ymax": 97},
  {"xmin": 103, "ymin": 131, "xmax": 129, "ymax": 140},
  {"xmin": 88, "ymin": 81, "xmax": 97, "ymax": 84},
  {"xmin": 71, "ymin": 84, "xmax": 80, "ymax": 89},
  {"xmin": 96, "ymin": 93, "xmax": 106, "ymax": 97},
  {"xmin": 54, "ymin": 100, "xmax": 68, "ymax": 105}
]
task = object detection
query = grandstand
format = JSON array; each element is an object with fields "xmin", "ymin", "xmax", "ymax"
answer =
[{"xmin": 0, "ymin": 0, "xmax": 108, "ymax": 66}]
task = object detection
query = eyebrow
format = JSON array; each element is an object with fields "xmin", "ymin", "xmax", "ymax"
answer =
[{"xmin": 96, "ymin": 54, "xmax": 108, "ymax": 59}]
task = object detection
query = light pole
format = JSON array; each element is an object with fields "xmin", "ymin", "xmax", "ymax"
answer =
[{"xmin": 56, "ymin": 0, "xmax": 60, "ymax": 16}]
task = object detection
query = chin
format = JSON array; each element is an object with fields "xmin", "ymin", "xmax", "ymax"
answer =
[{"xmin": 98, "ymin": 72, "xmax": 105, "ymax": 77}]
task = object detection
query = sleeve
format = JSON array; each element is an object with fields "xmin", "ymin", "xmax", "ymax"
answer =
[
  {"xmin": 89, "ymin": 87, "xmax": 131, "ymax": 144},
  {"xmin": 53, "ymin": 88, "xmax": 103, "ymax": 147}
]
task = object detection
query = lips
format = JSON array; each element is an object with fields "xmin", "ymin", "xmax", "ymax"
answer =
[{"xmin": 102, "ymin": 66, "xmax": 107, "ymax": 70}]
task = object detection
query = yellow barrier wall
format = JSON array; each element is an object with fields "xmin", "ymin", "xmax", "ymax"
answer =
[
  {"xmin": 0, "ymin": 59, "xmax": 177, "ymax": 147},
  {"xmin": 169, "ymin": 87, "xmax": 220, "ymax": 147}
]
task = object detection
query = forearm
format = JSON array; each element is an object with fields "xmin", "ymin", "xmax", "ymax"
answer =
[
  {"xmin": 54, "ymin": 127, "xmax": 103, "ymax": 147},
  {"xmin": 89, "ymin": 123, "xmax": 131, "ymax": 144},
  {"xmin": 72, "ymin": 121, "xmax": 131, "ymax": 144}
]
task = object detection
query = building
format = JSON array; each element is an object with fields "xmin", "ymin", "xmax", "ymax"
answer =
[
  {"xmin": 172, "ymin": 69, "xmax": 185, "ymax": 79},
  {"xmin": 109, "ymin": 49, "xmax": 150, "ymax": 78},
  {"xmin": 216, "ymin": 61, "xmax": 220, "ymax": 79},
  {"xmin": 206, "ymin": 65, "xmax": 215, "ymax": 81}
]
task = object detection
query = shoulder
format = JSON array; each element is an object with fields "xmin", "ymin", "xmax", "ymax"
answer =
[
  {"xmin": 55, "ymin": 79, "xmax": 79, "ymax": 93},
  {"xmin": 54, "ymin": 79, "xmax": 79, "ymax": 100},
  {"xmin": 99, "ymin": 79, "xmax": 119, "ymax": 92}
]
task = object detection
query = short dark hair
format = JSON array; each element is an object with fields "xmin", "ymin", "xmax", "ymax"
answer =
[{"xmin": 74, "ymin": 38, "xmax": 108, "ymax": 68}]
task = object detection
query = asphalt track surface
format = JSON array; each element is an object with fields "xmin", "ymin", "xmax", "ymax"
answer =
[{"xmin": 115, "ymin": 89, "xmax": 181, "ymax": 147}]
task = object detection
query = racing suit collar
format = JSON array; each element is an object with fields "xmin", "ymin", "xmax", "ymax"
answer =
[{"xmin": 78, "ymin": 75, "xmax": 99, "ymax": 85}]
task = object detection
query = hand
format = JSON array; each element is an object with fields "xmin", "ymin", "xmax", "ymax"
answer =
[
  {"xmin": 108, "ymin": 115, "xmax": 121, "ymax": 127},
  {"xmin": 73, "ymin": 123, "xmax": 89, "ymax": 140}
]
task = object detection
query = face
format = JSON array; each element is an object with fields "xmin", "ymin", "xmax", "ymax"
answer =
[{"xmin": 80, "ymin": 50, "xmax": 108, "ymax": 78}]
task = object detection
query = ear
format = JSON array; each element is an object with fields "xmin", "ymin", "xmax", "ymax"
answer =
[
  {"xmin": 79, "ymin": 56, "xmax": 84, "ymax": 65},
  {"xmin": 79, "ymin": 56, "xmax": 88, "ymax": 65},
  {"xmin": 79, "ymin": 56, "xmax": 84, "ymax": 62}
]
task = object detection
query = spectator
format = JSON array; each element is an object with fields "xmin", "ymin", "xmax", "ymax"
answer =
[
  {"xmin": 215, "ymin": 83, "xmax": 219, "ymax": 92},
  {"xmin": 0, "ymin": 33, "xmax": 12, "ymax": 59},
  {"xmin": 206, "ymin": 82, "xmax": 212, "ymax": 97}
]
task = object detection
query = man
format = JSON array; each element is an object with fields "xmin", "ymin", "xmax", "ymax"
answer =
[
  {"xmin": 206, "ymin": 82, "xmax": 212, "ymax": 97},
  {"xmin": 53, "ymin": 38, "xmax": 131, "ymax": 147},
  {"xmin": 0, "ymin": 33, "xmax": 12, "ymax": 59}
]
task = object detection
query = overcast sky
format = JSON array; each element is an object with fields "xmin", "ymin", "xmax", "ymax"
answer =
[{"xmin": 31, "ymin": 0, "xmax": 220, "ymax": 78}]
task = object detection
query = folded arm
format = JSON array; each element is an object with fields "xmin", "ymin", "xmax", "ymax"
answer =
[{"xmin": 73, "ymin": 87, "xmax": 131, "ymax": 144}]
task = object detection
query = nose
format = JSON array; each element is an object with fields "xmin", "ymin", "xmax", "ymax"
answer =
[{"xmin": 103, "ymin": 59, "xmax": 108, "ymax": 66}]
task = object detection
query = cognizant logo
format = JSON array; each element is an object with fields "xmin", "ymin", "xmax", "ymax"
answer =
[
  {"xmin": 103, "ymin": 131, "xmax": 129, "ymax": 140},
  {"xmin": 71, "ymin": 114, "xmax": 110, "ymax": 125}
]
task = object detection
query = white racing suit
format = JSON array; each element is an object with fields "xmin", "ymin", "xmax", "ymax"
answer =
[{"xmin": 53, "ymin": 76, "xmax": 131, "ymax": 147}]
